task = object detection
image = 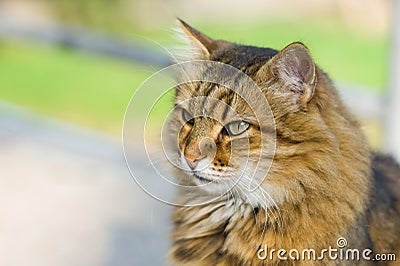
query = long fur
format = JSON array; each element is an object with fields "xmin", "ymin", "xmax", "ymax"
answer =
[{"xmin": 168, "ymin": 21, "xmax": 400, "ymax": 265}]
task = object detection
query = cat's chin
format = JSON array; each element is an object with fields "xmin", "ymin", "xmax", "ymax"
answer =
[
  {"xmin": 182, "ymin": 171, "xmax": 231, "ymax": 195},
  {"xmin": 192, "ymin": 173, "xmax": 214, "ymax": 183}
]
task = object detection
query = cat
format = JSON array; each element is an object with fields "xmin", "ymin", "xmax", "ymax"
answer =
[{"xmin": 167, "ymin": 19, "xmax": 400, "ymax": 265}]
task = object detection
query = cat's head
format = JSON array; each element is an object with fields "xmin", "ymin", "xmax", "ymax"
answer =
[{"xmin": 168, "ymin": 19, "xmax": 364, "ymax": 207}]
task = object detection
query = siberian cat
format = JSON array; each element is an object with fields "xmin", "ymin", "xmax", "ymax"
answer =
[{"xmin": 168, "ymin": 19, "xmax": 400, "ymax": 265}]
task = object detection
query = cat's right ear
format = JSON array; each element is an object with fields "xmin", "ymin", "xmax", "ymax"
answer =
[
  {"xmin": 175, "ymin": 19, "xmax": 218, "ymax": 60},
  {"xmin": 267, "ymin": 42, "xmax": 317, "ymax": 104}
]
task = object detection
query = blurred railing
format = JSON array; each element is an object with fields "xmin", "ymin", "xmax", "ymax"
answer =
[
  {"xmin": 385, "ymin": 0, "xmax": 400, "ymax": 161},
  {"xmin": 0, "ymin": 12, "xmax": 170, "ymax": 67}
]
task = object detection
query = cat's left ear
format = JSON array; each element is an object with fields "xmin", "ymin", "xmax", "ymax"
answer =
[
  {"xmin": 176, "ymin": 19, "xmax": 219, "ymax": 60},
  {"xmin": 270, "ymin": 42, "xmax": 316, "ymax": 103}
]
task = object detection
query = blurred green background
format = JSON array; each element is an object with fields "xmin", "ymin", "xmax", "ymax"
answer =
[{"xmin": 0, "ymin": 0, "xmax": 391, "ymax": 135}]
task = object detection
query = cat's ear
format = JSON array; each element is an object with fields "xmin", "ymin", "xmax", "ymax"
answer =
[
  {"xmin": 176, "ymin": 19, "xmax": 218, "ymax": 60},
  {"xmin": 270, "ymin": 42, "xmax": 316, "ymax": 102}
]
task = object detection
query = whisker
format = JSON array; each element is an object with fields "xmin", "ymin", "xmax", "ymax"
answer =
[
  {"xmin": 234, "ymin": 182, "xmax": 259, "ymax": 223},
  {"xmin": 237, "ymin": 174, "xmax": 285, "ymax": 241},
  {"xmin": 236, "ymin": 180, "xmax": 270, "ymax": 243},
  {"xmin": 258, "ymin": 187, "xmax": 285, "ymax": 241}
]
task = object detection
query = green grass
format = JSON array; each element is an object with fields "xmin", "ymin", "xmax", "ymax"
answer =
[
  {"xmin": 0, "ymin": 41, "xmax": 164, "ymax": 134},
  {"xmin": 0, "ymin": 19, "xmax": 389, "ymax": 134}
]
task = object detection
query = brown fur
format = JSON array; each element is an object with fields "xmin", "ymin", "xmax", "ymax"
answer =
[{"xmin": 168, "ymin": 20, "xmax": 400, "ymax": 265}]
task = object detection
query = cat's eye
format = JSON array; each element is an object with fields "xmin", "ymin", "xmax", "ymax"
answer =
[
  {"xmin": 226, "ymin": 121, "xmax": 250, "ymax": 136},
  {"xmin": 181, "ymin": 109, "xmax": 194, "ymax": 125}
]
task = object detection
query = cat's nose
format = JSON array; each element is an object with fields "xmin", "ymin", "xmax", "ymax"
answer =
[{"xmin": 184, "ymin": 152, "xmax": 205, "ymax": 170}]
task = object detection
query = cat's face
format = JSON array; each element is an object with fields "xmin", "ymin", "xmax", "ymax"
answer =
[
  {"xmin": 171, "ymin": 82, "xmax": 265, "ymax": 194},
  {"xmin": 169, "ymin": 20, "xmax": 317, "ymax": 203}
]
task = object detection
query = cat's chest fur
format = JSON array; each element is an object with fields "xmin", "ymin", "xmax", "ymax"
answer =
[
  {"xmin": 170, "ymin": 193, "xmax": 316, "ymax": 265},
  {"xmin": 170, "ymin": 198, "xmax": 265, "ymax": 265},
  {"xmin": 169, "ymin": 196, "xmax": 373, "ymax": 266}
]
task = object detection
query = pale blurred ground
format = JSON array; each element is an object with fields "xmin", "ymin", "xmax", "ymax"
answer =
[{"xmin": 0, "ymin": 102, "xmax": 173, "ymax": 266}]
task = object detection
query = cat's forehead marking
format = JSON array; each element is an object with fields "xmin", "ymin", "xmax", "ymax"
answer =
[
  {"xmin": 177, "ymin": 82, "xmax": 230, "ymax": 105},
  {"xmin": 179, "ymin": 104, "xmax": 256, "ymax": 130},
  {"xmin": 174, "ymin": 60, "xmax": 270, "ymax": 125}
]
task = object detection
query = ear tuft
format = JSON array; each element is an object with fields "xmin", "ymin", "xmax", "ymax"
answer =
[
  {"xmin": 174, "ymin": 19, "xmax": 217, "ymax": 60},
  {"xmin": 272, "ymin": 42, "xmax": 316, "ymax": 102}
]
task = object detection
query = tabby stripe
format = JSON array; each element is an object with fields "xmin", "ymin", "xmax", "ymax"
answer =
[{"xmin": 222, "ymin": 104, "xmax": 230, "ymax": 121}]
